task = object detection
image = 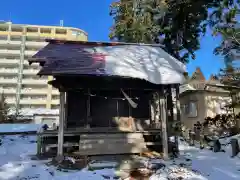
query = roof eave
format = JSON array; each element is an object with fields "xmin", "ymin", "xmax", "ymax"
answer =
[{"xmin": 45, "ymin": 39, "xmax": 165, "ymax": 47}]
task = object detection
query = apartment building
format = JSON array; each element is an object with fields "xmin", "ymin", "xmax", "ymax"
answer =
[{"xmin": 0, "ymin": 21, "xmax": 87, "ymax": 115}]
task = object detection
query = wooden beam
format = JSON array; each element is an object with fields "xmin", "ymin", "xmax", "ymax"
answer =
[
  {"xmin": 159, "ymin": 88, "xmax": 169, "ymax": 160},
  {"xmin": 57, "ymin": 90, "xmax": 66, "ymax": 156},
  {"xmin": 53, "ymin": 76, "xmax": 163, "ymax": 90}
]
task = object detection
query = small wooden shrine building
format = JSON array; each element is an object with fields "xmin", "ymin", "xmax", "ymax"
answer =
[{"xmin": 29, "ymin": 40, "xmax": 186, "ymax": 158}]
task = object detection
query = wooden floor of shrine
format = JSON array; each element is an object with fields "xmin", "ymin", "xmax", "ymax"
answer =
[{"xmin": 38, "ymin": 128, "xmax": 163, "ymax": 156}]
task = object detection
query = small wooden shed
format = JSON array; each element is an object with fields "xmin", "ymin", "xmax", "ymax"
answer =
[{"xmin": 29, "ymin": 40, "xmax": 185, "ymax": 158}]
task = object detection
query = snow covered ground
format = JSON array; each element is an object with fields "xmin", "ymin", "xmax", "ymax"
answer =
[
  {"xmin": 0, "ymin": 124, "xmax": 240, "ymax": 180},
  {"xmin": 0, "ymin": 124, "xmax": 41, "ymax": 133}
]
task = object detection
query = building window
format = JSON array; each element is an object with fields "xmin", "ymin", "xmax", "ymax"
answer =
[
  {"xmin": 183, "ymin": 101, "xmax": 198, "ymax": 117},
  {"xmin": 0, "ymin": 26, "xmax": 8, "ymax": 32},
  {"xmin": 0, "ymin": 35, "xmax": 7, "ymax": 40},
  {"xmin": 12, "ymin": 26, "xmax": 22, "ymax": 33},
  {"xmin": 26, "ymin": 27, "xmax": 38, "ymax": 33},
  {"xmin": 71, "ymin": 30, "xmax": 82, "ymax": 37},
  {"xmin": 56, "ymin": 28, "xmax": 67, "ymax": 35},
  {"xmin": 40, "ymin": 28, "xmax": 51, "ymax": 34},
  {"xmin": 11, "ymin": 36, "xmax": 21, "ymax": 41}
]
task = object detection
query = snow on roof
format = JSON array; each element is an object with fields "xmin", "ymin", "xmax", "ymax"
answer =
[{"xmin": 31, "ymin": 40, "xmax": 186, "ymax": 85}]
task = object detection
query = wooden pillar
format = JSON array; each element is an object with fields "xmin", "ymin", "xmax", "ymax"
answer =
[
  {"xmin": 175, "ymin": 84, "xmax": 181, "ymax": 123},
  {"xmin": 154, "ymin": 92, "xmax": 160, "ymax": 128},
  {"xmin": 175, "ymin": 84, "xmax": 181, "ymax": 151},
  {"xmin": 57, "ymin": 90, "xmax": 66, "ymax": 157},
  {"xmin": 166, "ymin": 85, "xmax": 174, "ymax": 134},
  {"xmin": 149, "ymin": 98, "xmax": 154, "ymax": 126},
  {"xmin": 128, "ymin": 89, "xmax": 132, "ymax": 117},
  {"xmin": 159, "ymin": 87, "xmax": 168, "ymax": 159},
  {"xmin": 64, "ymin": 91, "xmax": 68, "ymax": 129},
  {"xmin": 86, "ymin": 89, "xmax": 91, "ymax": 128}
]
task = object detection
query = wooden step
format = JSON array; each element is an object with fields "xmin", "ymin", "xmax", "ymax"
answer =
[
  {"xmin": 79, "ymin": 138, "xmax": 145, "ymax": 145},
  {"xmin": 80, "ymin": 133, "xmax": 145, "ymax": 139},
  {"xmin": 77, "ymin": 133, "xmax": 148, "ymax": 155},
  {"xmin": 75, "ymin": 143, "xmax": 148, "ymax": 155},
  {"xmin": 40, "ymin": 132, "xmax": 162, "ymax": 156},
  {"xmin": 46, "ymin": 143, "xmax": 79, "ymax": 149}
]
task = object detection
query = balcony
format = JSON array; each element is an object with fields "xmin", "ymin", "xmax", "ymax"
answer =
[
  {"xmin": 20, "ymin": 98, "xmax": 47, "ymax": 105},
  {"xmin": 0, "ymin": 31, "xmax": 8, "ymax": 36},
  {"xmin": 26, "ymin": 32, "xmax": 39, "ymax": 37},
  {"xmin": 51, "ymin": 99, "xmax": 60, "ymax": 105},
  {"xmin": 0, "ymin": 78, "xmax": 18, "ymax": 84},
  {"xmin": 52, "ymin": 89, "xmax": 59, "ymax": 95},
  {"xmin": 25, "ymin": 41, "xmax": 48, "ymax": 48},
  {"xmin": 21, "ymin": 88, "xmax": 48, "ymax": 95},
  {"xmin": 0, "ymin": 59, "xmax": 19, "ymax": 65},
  {"xmin": 0, "ymin": 49, "xmax": 20, "ymax": 56},
  {"xmin": 55, "ymin": 34, "xmax": 67, "ymax": 40},
  {"xmin": 5, "ymin": 98, "xmax": 16, "ymax": 104},
  {"xmin": 9, "ymin": 32, "xmax": 23, "ymax": 36},
  {"xmin": 39, "ymin": 33, "xmax": 53, "ymax": 38},
  {"xmin": 25, "ymin": 50, "xmax": 38, "ymax": 57},
  {"xmin": 0, "ymin": 68, "xmax": 18, "ymax": 74},
  {"xmin": 23, "ymin": 60, "xmax": 39, "ymax": 67},
  {"xmin": 0, "ymin": 88, "xmax": 16, "ymax": 94},
  {"xmin": 21, "ymin": 79, "xmax": 48, "ymax": 85},
  {"xmin": 23, "ymin": 69, "xmax": 39, "ymax": 75},
  {"xmin": 0, "ymin": 40, "xmax": 21, "ymax": 46}
]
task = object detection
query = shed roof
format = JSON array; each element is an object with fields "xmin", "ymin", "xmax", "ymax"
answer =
[{"xmin": 30, "ymin": 39, "xmax": 186, "ymax": 85}]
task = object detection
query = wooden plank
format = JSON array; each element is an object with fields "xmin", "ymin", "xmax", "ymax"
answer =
[
  {"xmin": 79, "ymin": 138, "xmax": 145, "ymax": 145},
  {"xmin": 79, "ymin": 141, "xmax": 160, "ymax": 146},
  {"xmin": 65, "ymin": 127, "xmax": 161, "ymax": 133},
  {"xmin": 39, "ymin": 130, "xmax": 161, "ymax": 137},
  {"xmin": 46, "ymin": 142, "xmax": 79, "ymax": 148},
  {"xmin": 43, "ymin": 142, "xmax": 161, "ymax": 149},
  {"xmin": 44, "ymin": 141, "xmax": 161, "ymax": 152},
  {"xmin": 78, "ymin": 133, "xmax": 146, "ymax": 156},
  {"xmin": 41, "ymin": 130, "xmax": 163, "ymax": 156},
  {"xmin": 54, "ymin": 76, "xmax": 161, "ymax": 90},
  {"xmin": 76, "ymin": 143, "xmax": 148, "ymax": 155},
  {"xmin": 80, "ymin": 133, "xmax": 145, "ymax": 139},
  {"xmin": 78, "ymin": 133, "xmax": 147, "ymax": 155}
]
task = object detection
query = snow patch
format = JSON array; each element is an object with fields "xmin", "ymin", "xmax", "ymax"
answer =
[
  {"xmin": 0, "ymin": 130, "xmax": 239, "ymax": 179},
  {"xmin": 0, "ymin": 124, "xmax": 41, "ymax": 133}
]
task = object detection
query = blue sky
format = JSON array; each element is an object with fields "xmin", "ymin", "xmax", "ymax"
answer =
[{"xmin": 0, "ymin": 0, "xmax": 224, "ymax": 79}]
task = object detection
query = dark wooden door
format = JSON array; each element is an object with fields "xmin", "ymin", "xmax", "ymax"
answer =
[{"xmin": 67, "ymin": 91, "xmax": 87, "ymax": 128}]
